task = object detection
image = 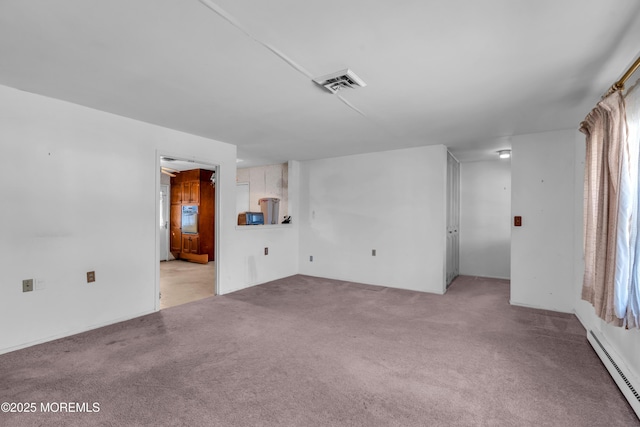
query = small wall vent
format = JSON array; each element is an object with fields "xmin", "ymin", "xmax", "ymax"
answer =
[{"xmin": 313, "ymin": 69, "xmax": 367, "ymax": 94}]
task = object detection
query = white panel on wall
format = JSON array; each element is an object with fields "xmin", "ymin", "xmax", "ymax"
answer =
[
  {"xmin": 298, "ymin": 145, "xmax": 448, "ymax": 294},
  {"xmin": 236, "ymin": 182, "xmax": 250, "ymax": 216},
  {"xmin": 460, "ymin": 159, "xmax": 511, "ymax": 279},
  {"xmin": 510, "ymin": 129, "xmax": 576, "ymax": 312}
]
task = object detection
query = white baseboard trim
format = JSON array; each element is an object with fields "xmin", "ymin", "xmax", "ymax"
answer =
[
  {"xmin": 461, "ymin": 274, "xmax": 510, "ymax": 281},
  {"xmin": 587, "ymin": 329, "xmax": 640, "ymax": 419},
  {"xmin": 509, "ymin": 299, "xmax": 574, "ymax": 314}
]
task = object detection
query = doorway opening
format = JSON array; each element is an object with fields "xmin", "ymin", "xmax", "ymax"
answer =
[{"xmin": 157, "ymin": 154, "xmax": 219, "ymax": 310}]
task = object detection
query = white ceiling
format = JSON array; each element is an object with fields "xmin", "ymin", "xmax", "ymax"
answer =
[{"xmin": 2, "ymin": 1, "xmax": 640, "ymax": 166}]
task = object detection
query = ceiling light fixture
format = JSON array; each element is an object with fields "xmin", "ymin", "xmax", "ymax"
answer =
[{"xmin": 497, "ymin": 149, "xmax": 511, "ymax": 159}]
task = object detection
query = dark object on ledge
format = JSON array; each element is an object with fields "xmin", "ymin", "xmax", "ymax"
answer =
[
  {"xmin": 238, "ymin": 212, "xmax": 264, "ymax": 225},
  {"xmin": 282, "ymin": 216, "xmax": 291, "ymax": 224}
]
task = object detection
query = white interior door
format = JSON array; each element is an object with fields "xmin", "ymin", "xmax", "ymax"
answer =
[
  {"xmin": 159, "ymin": 184, "xmax": 170, "ymax": 261},
  {"xmin": 446, "ymin": 152, "xmax": 460, "ymax": 287}
]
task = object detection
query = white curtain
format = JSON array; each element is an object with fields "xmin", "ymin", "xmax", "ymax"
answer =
[
  {"xmin": 624, "ymin": 80, "xmax": 640, "ymax": 328},
  {"xmin": 614, "ymin": 93, "xmax": 634, "ymax": 320},
  {"xmin": 581, "ymin": 90, "xmax": 626, "ymax": 325},
  {"xmin": 591, "ymin": 80, "xmax": 640, "ymax": 329}
]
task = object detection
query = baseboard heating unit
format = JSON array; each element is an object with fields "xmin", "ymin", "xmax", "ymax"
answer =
[{"xmin": 588, "ymin": 329, "xmax": 640, "ymax": 418}]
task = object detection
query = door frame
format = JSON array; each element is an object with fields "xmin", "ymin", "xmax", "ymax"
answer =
[
  {"xmin": 159, "ymin": 184, "xmax": 170, "ymax": 261},
  {"xmin": 445, "ymin": 151, "xmax": 460, "ymax": 290},
  {"xmin": 155, "ymin": 151, "xmax": 220, "ymax": 311}
]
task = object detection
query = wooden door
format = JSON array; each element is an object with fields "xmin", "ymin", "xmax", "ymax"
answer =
[
  {"xmin": 190, "ymin": 235, "xmax": 200, "ymax": 253},
  {"xmin": 170, "ymin": 183, "xmax": 182, "ymax": 204},
  {"xmin": 199, "ymin": 181, "xmax": 215, "ymax": 261},
  {"xmin": 171, "ymin": 229, "xmax": 182, "ymax": 253},
  {"xmin": 182, "ymin": 234, "xmax": 191, "ymax": 253},
  {"xmin": 169, "ymin": 204, "xmax": 182, "ymax": 255},
  {"xmin": 188, "ymin": 181, "xmax": 200, "ymax": 204},
  {"xmin": 182, "ymin": 234, "xmax": 200, "ymax": 254},
  {"xmin": 170, "ymin": 205, "xmax": 181, "ymax": 229}
]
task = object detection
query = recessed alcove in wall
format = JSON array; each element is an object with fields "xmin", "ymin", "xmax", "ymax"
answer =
[{"xmin": 236, "ymin": 162, "xmax": 289, "ymax": 224}]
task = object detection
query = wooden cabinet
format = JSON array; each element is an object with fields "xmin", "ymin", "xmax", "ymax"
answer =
[
  {"xmin": 169, "ymin": 204, "xmax": 182, "ymax": 254},
  {"xmin": 170, "ymin": 180, "xmax": 200, "ymax": 204},
  {"xmin": 169, "ymin": 169, "xmax": 215, "ymax": 261},
  {"xmin": 170, "ymin": 187, "xmax": 182, "ymax": 204},
  {"xmin": 170, "ymin": 229, "xmax": 182, "ymax": 253},
  {"xmin": 170, "ymin": 205, "xmax": 181, "ymax": 229},
  {"xmin": 182, "ymin": 181, "xmax": 200, "ymax": 204},
  {"xmin": 198, "ymin": 182, "xmax": 214, "ymax": 260},
  {"xmin": 182, "ymin": 234, "xmax": 200, "ymax": 254}
]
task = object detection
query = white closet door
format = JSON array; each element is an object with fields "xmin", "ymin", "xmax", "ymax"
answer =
[{"xmin": 446, "ymin": 152, "xmax": 460, "ymax": 287}]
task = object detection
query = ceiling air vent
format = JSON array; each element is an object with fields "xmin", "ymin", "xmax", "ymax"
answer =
[{"xmin": 313, "ymin": 69, "xmax": 367, "ymax": 94}]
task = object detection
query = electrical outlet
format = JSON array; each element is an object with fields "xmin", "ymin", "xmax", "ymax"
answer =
[
  {"xmin": 264, "ymin": 247, "xmax": 269, "ymax": 255},
  {"xmin": 22, "ymin": 279, "xmax": 33, "ymax": 292},
  {"xmin": 310, "ymin": 255, "xmax": 313, "ymax": 262},
  {"xmin": 372, "ymin": 249, "xmax": 376, "ymax": 256},
  {"xmin": 87, "ymin": 271, "xmax": 96, "ymax": 283}
]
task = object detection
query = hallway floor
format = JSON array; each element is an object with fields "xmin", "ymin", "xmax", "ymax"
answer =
[{"xmin": 159, "ymin": 260, "xmax": 215, "ymax": 309}]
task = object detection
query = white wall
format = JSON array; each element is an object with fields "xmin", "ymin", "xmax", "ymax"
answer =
[
  {"xmin": 0, "ymin": 85, "xmax": 297, "ymax": 354},
  {"xmin": 228, "ymin": 226, "xmax": 298, "ymax": 292},
  {"xmin": 509, "ymin": 127, "xmax": 640, "ymax": 409},
  {"xmin": 226, "ymin": 161, "xmax": 299, "ymax": 293},
  {"xmin": 298, "ymin": 145, "xmax": 448, "ymax": 294},
  {"xmin": 510, "ymin": 129, "xmax": 576, "ymax": 313},
  {"xmin": 459, "ymin": 159, "xmax": 511, "ymax": 279}
]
